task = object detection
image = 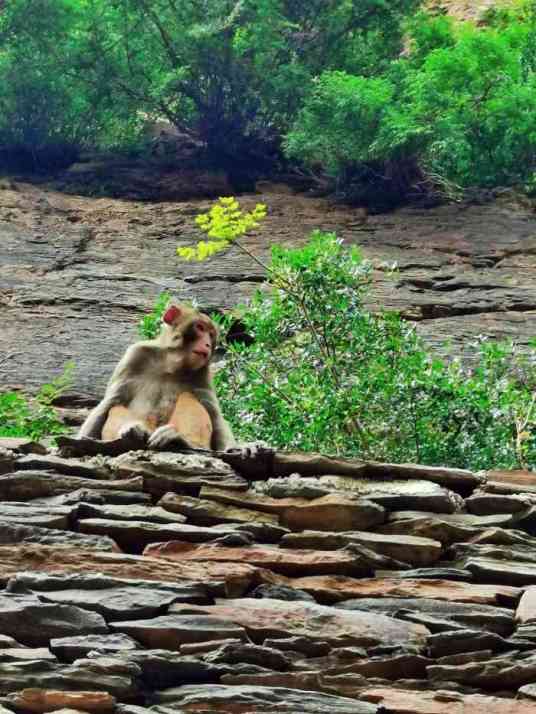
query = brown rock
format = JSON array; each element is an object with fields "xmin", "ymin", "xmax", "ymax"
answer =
[
  {"xmin": 0, "ymin": 545, "xmax": 272, "ymax": 597},
  {"xmin": 361, "ymin": 687, "xmax": 536, "ymax": 713},
  {"xmin": 143, "ymin": 541, "xmax": 372, "ymax": 577},
  {"xmin": 485, "ymin": 470, "xmax": 536, "ymax": 495},
  {"xmin": 283, "ymin": 576, "xmax": 520, "ymax": 606},
  {"xmin": 78, "ymin": 503, "xmax": 187, "ymax": 525},
  {"xmin": 376, "ymin": 511, "xmax": 511, "ymax": 545},
  {"xmin": 465, "ymin": 493, "xmax": 531, "ymax": 515},
  {"xmin": 14, "ymin": 454, "xmax": 111, "ymax": 479},
  {"xmin": 0, "ymin": 472, "xmax": 142, "ymax": 500},
  {"xmin": 168, "ymin": 598, "xmax": 430, "ymax": 649},
  {"xmin": 9, "ymin": 689, "xmax": 115, "ymax": 714},
  {"xmin": 281, "ymin": 530, "xmax": 442, "ymax": 567},
  {"xmin": 199, "ymin": 487, "xmax": 385, "ymax": 531},
  {"xmin": 158, "ymin": 492, "xmax": 279, "ymax": 527}
]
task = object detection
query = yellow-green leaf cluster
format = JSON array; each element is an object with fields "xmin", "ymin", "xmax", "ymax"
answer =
[{"xmin": 177, "ymin": 196, "xmax": 267, "ymax": 262}]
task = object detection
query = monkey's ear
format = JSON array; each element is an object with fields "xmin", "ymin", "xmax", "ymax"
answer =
[{"xmin": 163, "ymin": 304, "xmax": 182, "ymax": 325}]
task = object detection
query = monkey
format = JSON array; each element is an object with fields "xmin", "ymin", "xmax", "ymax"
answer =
[{"xmin": 78, "ymin": 303, "xmax": 238, "ymax": 452}]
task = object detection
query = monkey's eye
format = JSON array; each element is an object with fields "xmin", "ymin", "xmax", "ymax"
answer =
[{"xmin": 195, "ymin": 321, "xmax": 207, "ymax": 333}]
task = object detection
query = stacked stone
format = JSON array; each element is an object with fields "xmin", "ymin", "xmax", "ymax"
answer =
[{"xmin": 0, "ymin": 436, "xmax": 536, "ymax": 713}]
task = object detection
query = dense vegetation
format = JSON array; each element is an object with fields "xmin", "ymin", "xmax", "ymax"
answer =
[
  {"xmin": 1, "ymin": 1, "xmax": 535, "ymax": 198},
  {"xmin": 0, "ymin": 364, "xmax": 73, "ymax": 440},
  {"xmin": 135, "ymin": 199, "xmax": 536, "ymax": 471}
]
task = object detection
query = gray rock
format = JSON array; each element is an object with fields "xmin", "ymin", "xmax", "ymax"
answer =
[
  {"xmin": 465, "ymin": 493, "xmax": 531, "ymax": 515},
  {"xmin": 0, "ymin": 647, "xmax": 57, "ymax": 662},
  {"xmin": 110, "ymin": 614, "xmax": 247, "ymax": 649},
  {"xmin": 204, "ymin": 643, "xmax": 292, "ymax": 671},
  {"xmin": 78, "ymin": 502, "xmax": 187, "ymax": 525},
  {"xmin": 89, "ymin": 648, "xmax": 228, "ymax": 688},
  {"xmin": 14, "ymin": 454, "xmax": 111, "ymax": 479},
  {"xmin": 51, "ymin": 633, "xmax": 141, "ymax": 662},
  {"xmin": 0, "ymin": 438, "xmax": 46, "ymax": 455},
  {"xmin": 281, "ymin": 530, "xmax": 442, "ymax": 567},
  {"xmin": 251, "ymin": 585, "xmax": 316, "ymax": 603},
  {"xmin": 0, "ymin": 656, "xmax": 140, "ymax": 697},
  {"xmin": 262, "ymin": 636, "xmax": 331, "ymax": 658},
  {"xmin": 392, "ymin": 568, "xmax": 473, "ymax": 581},
  {"xmin": 33, "ymin": 487, "xmax": 151, "ymax": 505},
  {"xmin": 0, "ymin": 596, "xmax": 108, "ymax": 646},
  {"xmin": 427, "ymin": 629, "xmax": 511, "ymax": 657},
  {"xmin": 79, "ymin": 518, "xmax": 239, "ymax": 552},
  {"xmin": 152, "ymin": 683, "xmax": 379, "ymax": 712},
  {"xmin": 427, "ymin": 653, "xmax": 536, "ymax": 689},
  {"xmin": 109, "ymin": 451, "xmax": 247, "ymax": 496},
  {"xmin": 337, "ymin": 598, "xmax": 515, "ymax": 637},
  {"xmin": 519, "ymin": 683, "xmax": 536, "ymax": 700},
  {"xmin": 37, "ymin": 585, "xmax": 192, "ymax": 620},
  {"xmin": 462, "ymin": 557, "xmax": 536, "ymax": 586},
  {"xmin": 0, "ymin": 521, "xmax": 118, "ymax": 551},
  {"xmin": 0, "ymin": 471, "xmax": 143, "ymax": 500},
  {"xmin": 7, "ymin": 572, "xmax": 210, "ymax": 606}
]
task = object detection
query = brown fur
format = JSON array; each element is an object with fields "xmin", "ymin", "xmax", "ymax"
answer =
[{"xmin": 78, "ymin": 304, "xmax": 236, "ymax": 451}]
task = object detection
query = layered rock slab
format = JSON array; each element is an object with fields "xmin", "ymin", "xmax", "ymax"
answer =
[{"xmin": 166, "ymin": 598, "xmax": 430, "ymax": 649}]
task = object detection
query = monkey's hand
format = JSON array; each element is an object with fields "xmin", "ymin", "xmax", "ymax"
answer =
[
  {"xmin": 148, "ymin": 424, "xmax": 195, "ymax": 451},
  {"xmin": 117, "ymin": 422, "xmax": 151, "ymax": 446},
  {"xmin": 229, "ymin": 440, "xmax": 272, "ymax": 459}
]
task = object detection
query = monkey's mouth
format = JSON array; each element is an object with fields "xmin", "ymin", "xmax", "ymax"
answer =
[{"xmin": 193, "ymin": 350, "xmax": 210, "ymax": 359}]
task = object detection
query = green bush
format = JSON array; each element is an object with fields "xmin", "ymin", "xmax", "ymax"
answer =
[
  {"xmin": 0, "ymin": 363, "xmax": 74, "ymax": 440},
  {"xmin": 210, "ymin": 231, "xmax": 536, "ymax": 470},
  {"xmin": 286, "ymin": 10, "xmax": 536, "ymax": 193}
]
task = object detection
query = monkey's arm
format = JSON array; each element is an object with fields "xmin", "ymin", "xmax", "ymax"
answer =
[{"xmin": 77, "ymin": 344, "xmax": 150, "ymax": 440}]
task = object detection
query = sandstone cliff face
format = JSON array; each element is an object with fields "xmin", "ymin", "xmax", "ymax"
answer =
[
  {"xmin": 0, "ymin": 180, "xmax": 534, "ymax": 400},
  {"xmin": 0, "ymin": 436, "xmax": 536, "ymax": 712}
]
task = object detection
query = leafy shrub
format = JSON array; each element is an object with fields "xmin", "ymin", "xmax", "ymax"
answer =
[
  {"xmin": 0, "ymin": 363, "xmax": 74, "ymax": 440},
  {"xmin": 138, "ymin": 292, "xmax": 172, "ymax": 340},
  {"xmin": 286, "ymin": 10, "xmax": 536, "ymax": 195},
  {"xmin": 207, "ymin": 231, "xmax": 536, "ymax": 470}
]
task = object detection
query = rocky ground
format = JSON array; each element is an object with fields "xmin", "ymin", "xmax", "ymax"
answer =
[
  {"xmin": 1, "ymin": 436, "xmax": 536, "ymax": 712},
  {"xmin": 0, "ymin": 170, "xmax": 535, "ymax": 401}
]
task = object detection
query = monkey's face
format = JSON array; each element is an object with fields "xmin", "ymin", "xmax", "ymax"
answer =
[{"xmin": 183, "ymin": 318, "xmax": 216, "ymax": 370}]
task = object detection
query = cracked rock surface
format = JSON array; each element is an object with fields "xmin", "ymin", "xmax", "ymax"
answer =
[
  {"xmin": 0, "ymin": 179, "xmax": 534, "ymax": 398},
  {"xmin": 0, "ymin": 437, "xmax": 535, "ymax": 711}
]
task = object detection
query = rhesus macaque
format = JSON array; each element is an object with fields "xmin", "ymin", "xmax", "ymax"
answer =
[{"xmin": 78, "ymin": 303, "xmax": 237, "ymax": 451}]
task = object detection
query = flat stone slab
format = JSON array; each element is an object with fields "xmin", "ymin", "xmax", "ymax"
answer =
[
  {"xmin": 108, "ymin": 452, "xmax": 247, "ymax": 496},
  {"xmin": 281, "ymin": 530, "xmax": 442, "ymax": 567},
  {"xmin": 153, "ymin": 683, "xmax": 378, "ymax": 713},
  {"xmin": 14, "ymin": 454, "xmax": 112, "ymax": 479},
  {"xmin": 167, "ymin": 598, "xmax": 430, "ymax": 649},
  {"xmin": 78, "ymin": 503, "xmax": 187, "ymax": 525},
  {"xmin": 0, "ymin": 596, "xmax": 108, "ymax": 646},
  {"xmin": 110, "ymin": 614, "xmax": 248, "ymax": 650},
  {"xmin": 143, "ymin": 541, "xmax": 374, "ymax": 577},
  {"xmin": 256, "ymin": 475, "xmax": 462, "ymax": 513},
  {"xmin": 0, "ymin": 438, "xmax": 47, "ymax": 455},
  {"xmin": 0, "ymin": 656, "xmax": 139, "ymax": 698},
  {"xmin": 199, "ymin": 487, "xmax": 385, "ymax": 531},
  {"xmin": 427, "ymin": 653, "xmax": 536, "ymax": 690},
  {"xmin": 78, "ymin": 519, "xmax": 237, "ymax": 551},
  {"xmin": 427, "ymin": 629, "xmax": 511, "ymax": 657},
  {"xmin": 361, "ymin": 687, "xmax": 536, "ymax": 714},
  {"xmin": 37, "ymin": 585, "xmax": 196, "ymax": 620},
  {"xmin": 158, "ymin": 492, "xmax": 280, "ymax": 527},
  {"xmin": 272, "ymin": 454, "xmax": 482, "ymax": 491},
  {"xmin": 0, "ymin": 545, "xmax": 266, "ymax": 597},
  {"xmin": 0, "ymin": 521, "xmax": 119, "ymax": 551},
  {"xmin": 338, "ymin": 597, "xmax": 515, "ymax": 637},
  {"xmin": 8, "ymin": 689, "xmax": 116, "ymax": 714},
  {"xmin": 50, "ymin": 633, "xmax": 141, "ymax": 662},
  {"xmin": 462, "ymin": 557, "xmax": 536, "ymax": 586},
  {"xmin": 0, "ymin": 471, "xmax": 142, "ymax": 500},
  {"xmin": 283, "ymin": 576, "xmax": 520, "ymax": 607},
  {"xmin": 485, "ymin": 470, "xmax": 536, "ymax": 495}
]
